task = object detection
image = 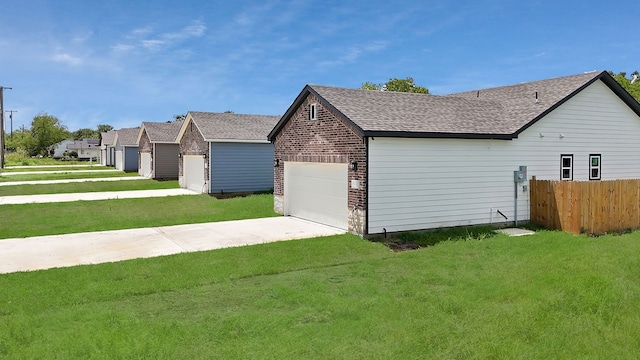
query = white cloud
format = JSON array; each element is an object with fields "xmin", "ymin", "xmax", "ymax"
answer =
[
  {"xmin": 51, "ymin": 52, "xmax": 83, "ymax": 66},
  {"xmin": 142, "ymin": 39, "xmax": 165, "ymax": 51},
  {"xmin": 111, "ymin": 43, "xmax": 134, "ymax": 53},
  {"xmin": 317, "ymin": 41, "xmax": 388, "ymax": 69},
  {"xmin": 117, "ymin": 20, "xmax": 207, "ymax": 53},
  {"xmin": 130, "ymin": 27, "xmax": 153, "ymax": 38},
  {"xmin": 72, "ymin": 31, "xmax": 93, "ymax": 44}
]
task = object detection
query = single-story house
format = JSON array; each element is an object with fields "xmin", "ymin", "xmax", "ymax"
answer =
[
  {"xmin": 137, "ymin": 121, "xmax": 181, "ymax": 179},
  {"xmin": 66, "ymin": 138, "xmax": 100, "ymax": 160},
  {"xmin": 176, "ymin": 111, "xmax": 280, "ymax": 193},
  {"xmin": 112, "ymin": 127, "xmax": 140, "ymax": 172},
  {"xmin": 49, "ymin": 139, "xmax": 75, "ymax": 158},
  {"xmin": 268, "ymin": 71, "xmax": 640, "ymax": 235},
  {"xmin": 100, "ymin": 131, "xmax": 116, "ymax": 166}
]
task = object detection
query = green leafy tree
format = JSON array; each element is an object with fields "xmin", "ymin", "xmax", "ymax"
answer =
[
  {"xmin": 72, "ymin": 128, "xmax": 99, "ymax": 140},
  {"xmin": 173, "ymin": 114, "xmax": 187, "ymax": 122},
  {"xmin": 610, "ymin": 71, "xmax": 640, "ymax": 103},
  {"xmin": 27, "ymin": 113, "xmax": 70, "ymax": 156},
  {"xmin": 97, "ymin": 124, "xmax": 114, "ymax": 133},
  {"xmin": 361, "ymin": 77, "xmax": 429, "ymax": 94}
]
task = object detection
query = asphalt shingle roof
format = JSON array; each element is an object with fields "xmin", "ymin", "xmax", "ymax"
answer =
[
  {"xmin": 309, "ymin": 85, "xmax": 507, "ymax": 135},
  {"xmin": 447, "ymin": 71, "xmax": 605, "ymax": 134},
  {"xmin": 271, "ymin": 71, "xmax": 638, "ymax": 141},
  {"xmin": 116, "ymin": 127, "xmax": 141, "ymax": 146},
  {"xmin": 307, "ymin": 71, "xmax": 604, "ymax": 137},
  {"xmin": 189, "ymin": 112, "xmax": 280, "ymax": 141},
  {"xmin": 142, "ymin": 121, "xmax": 182, "ymax": 143},
  {"xmin": 100, "ymin": 131, "xmax": 116, "ymax": 146}
]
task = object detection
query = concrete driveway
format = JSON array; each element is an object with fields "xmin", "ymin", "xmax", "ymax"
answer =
[{"xmin": 0, "ymin": 217, "xmax": 346, "ymax": 274}]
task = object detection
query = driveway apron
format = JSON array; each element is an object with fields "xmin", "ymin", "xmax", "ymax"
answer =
[{"xmin": 0, "ymin": 217, "xmax": 346, "ymax": 274}]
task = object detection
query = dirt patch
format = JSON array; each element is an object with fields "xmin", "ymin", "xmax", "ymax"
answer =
[{"xmin": 384, "ymin": 241, "xmax": 420, "ymax": 252}]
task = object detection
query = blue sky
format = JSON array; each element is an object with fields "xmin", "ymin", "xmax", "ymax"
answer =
[{"xmin": 1, "ymin": 0, "xmax": 639, "ymax": 133}]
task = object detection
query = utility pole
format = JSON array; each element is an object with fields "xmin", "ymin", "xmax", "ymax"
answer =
[
  {"xmin": 0, "ymin": 86, "xmax": 13, "ymax": 169},
  {"xmin": 5, "ymin": 110, "xmax": 17, "ymax": 140}
]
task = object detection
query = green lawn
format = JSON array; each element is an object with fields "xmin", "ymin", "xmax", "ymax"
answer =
[
  {"xmin": 0, "ymin": 171, "xmax": 138, "ymax": 182},
  {"xmin": 2, "ymin": 165, "xmax": 110, "ymax": 172},
  {"xmin": 0, "ymin": 230, "xmax": 639, "ymax": 358},
  {"xmin": 0, "ymin": 179, "xmax": 178, "ymax": 196},
  {"xmin": 0, "ymin": 194, "xmax": 277, "ymax": 239},
  {"xmin": 4, "ymin": 153, "xmax": 98, "ymax": 167}
]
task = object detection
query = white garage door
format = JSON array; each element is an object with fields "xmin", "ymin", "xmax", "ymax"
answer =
[
  {"xmin": 285, "ymin": 162, "xmax": 348, "ymax": 230},
  {"xmin": 115, "ymin": 150, "xmax": 123, "ymax": 171},
  {"xmin": 184, "ymin": 155, "xmax": 206, "ymax": 193},
  {"xmin": 140, "ymin": 152, "xmax": 152, "ymax": 178}
]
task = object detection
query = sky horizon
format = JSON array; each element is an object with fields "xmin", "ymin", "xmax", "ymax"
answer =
[{"xmin": 1, "ymin": 0, "xmax": 639, "ymax": 134}]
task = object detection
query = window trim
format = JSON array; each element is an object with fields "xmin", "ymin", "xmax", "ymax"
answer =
[
  {"xmin": 309, "ymin": 103, "xmax": 317, "ymax": 120},
  {"xmin": 560, "ymin": 154, "xmax": 573, "ymax": 181},
  {"xmin": 589, "ymin": 154, "xmax": 601, "ymax": 180}
]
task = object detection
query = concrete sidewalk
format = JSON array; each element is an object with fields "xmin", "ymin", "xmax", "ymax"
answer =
[
  {"xmin": 0, "ymin": 188, "xmax": 198, "ymax": 205},
  {"xmin": 0, "ymin": 217, "xmax": 346, "ymax": 273},
  {"xmin": 0, "ymin": 176, "xmax": 145, "ymax": 186}
]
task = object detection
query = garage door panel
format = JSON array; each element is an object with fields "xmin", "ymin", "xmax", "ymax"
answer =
[
  {"xmin": 184, "ymin": 155, "xmax": 206, "ymax": 193},
  {"xmin": 115, "ymin": 150, "xmax": 123, "ymax": 171},
  {"xmin": 285, "ymin": 162, "xmax": 348, "ymax": 230},
  {"xmin": 140, "ymin": 152, "xmax": 152, "ymax": 178}
]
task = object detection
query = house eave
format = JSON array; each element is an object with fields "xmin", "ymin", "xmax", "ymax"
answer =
[
  {"xmin": 206, "ymin": 139, "xmax": 270, "ymax": 144},
  {"xmin": 363, "ymin": 130, "xmax": 514, "ymax": 140}
]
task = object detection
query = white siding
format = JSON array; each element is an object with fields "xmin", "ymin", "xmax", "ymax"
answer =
[{"xmin": 368, "ymin": 80, "xmax": 640, "ymax": 233}]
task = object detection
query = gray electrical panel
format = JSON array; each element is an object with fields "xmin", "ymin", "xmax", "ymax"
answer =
[{"xmin": 514, "ymin": 166, "xmax": 527, "ymax": 183}]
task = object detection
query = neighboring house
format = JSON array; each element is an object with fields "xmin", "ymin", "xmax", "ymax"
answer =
[
  {"xmin": 268, "ymin": 71, "xmax": 640, "ymax": 235},
  {"xmin": 66, "ymin": 139, "xmax": 100, "ymax": 160},
  {"xmin": 176, "ymin": 111, "xmax": 280, "ymax": 193},
  {"xmin": 100, "ymin": 131, "xmax": 116, "ymax": 166},
  {"xmin": 49, "ymin": 139, "xmax": 74, "ymax": 158},
  {"xmin": 137, "ymin": 121, "xmax": 181, "ymax": 179},
  {"xmin": 112, "ymin": 127, "xmax": 140, "ymax": 172}
]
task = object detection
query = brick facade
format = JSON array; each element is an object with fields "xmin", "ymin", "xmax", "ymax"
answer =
[
  {"xmin": 273, "ymin": 93, "xmax": 367, "ymax": 234},
  {"xmin": 138, "ymin": 129, "xmax": 153, "ymax": 173},
  {"xmin": 178, "ymin": 120, "xmax": 209, "ymax": 187}
]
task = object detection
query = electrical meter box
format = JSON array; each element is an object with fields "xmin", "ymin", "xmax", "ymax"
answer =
[{"xmin": 514, "ymin": 166, "xmax": 527, "ymax": 183}]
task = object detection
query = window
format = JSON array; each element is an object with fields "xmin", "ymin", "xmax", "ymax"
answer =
[
  {"xmin": 560, "ymin": 154, "xmax": 573, "ymax": 180},
  {"xmin": 309, "ymin": 103, "xmax": 317, "ymax": 120},
  {"xmin": 589, "ymin": 154, "xmax": 601, "ymax": 180}
]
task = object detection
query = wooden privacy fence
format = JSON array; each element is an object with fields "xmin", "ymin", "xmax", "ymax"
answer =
[{"xmin": 529, "ymin": 176, "xmax": 640, "ymax": 235}]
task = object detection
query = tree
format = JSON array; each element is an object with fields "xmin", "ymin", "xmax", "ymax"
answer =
[
  {"xmin": 27, "ymin": 113, "xmax": 70, "ymax": 156},
  {"xmin": 173, "ymin": 114, "xmax": 187, "ymax": 122},
  {"xmin": 361, "ymin": 77, "xmax": 429, "ymax": 94},
  {"xmin": 72, "ymin": 128, "xmax": 99, "ymax": 140},
  {"xmin": 610, "ymin": 71, "xmax": 640, "ymax": 103},
  {"xmin": 97, "ymin": 124, "xmax": 114, "ymax": 133}
]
